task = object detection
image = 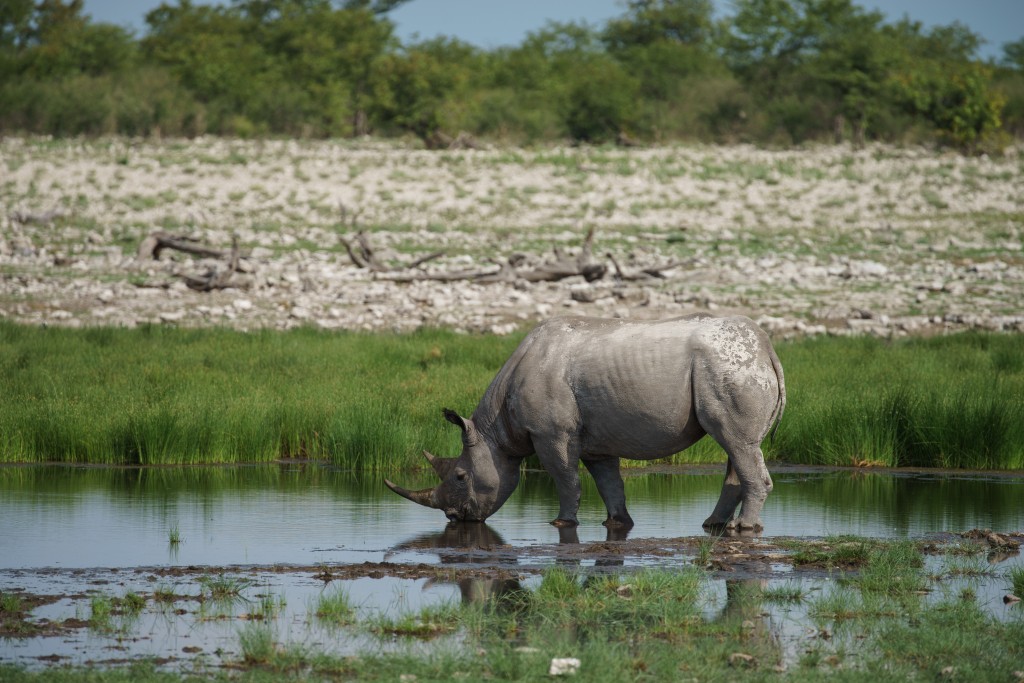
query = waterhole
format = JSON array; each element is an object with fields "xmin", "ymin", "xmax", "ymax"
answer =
[{"xmin": 1, "ymin": 464, "xmax": 1021, "ymax": 670}]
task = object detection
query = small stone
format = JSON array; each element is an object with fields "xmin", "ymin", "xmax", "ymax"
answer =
[
  {"xmin": 940, "ymin": 666, "xmax": 955, "ymax": 678},
  {"xmin": 741, "ymin": 619, "xmax": 756, "ymax": 630},
  {"xmin": 616, "ymin": 585, "xmax": 634, "ymax": 599},
  {"xmin": 399, "ymin": 675, "xmax": 417, "ymax": 683},
  {"xmin": 232, "ymin": 298, "xmax": 253, "ymax": 311},
  {"xmin": 549, "ymin": 657, "xmax": 580, "ymax": 676}
]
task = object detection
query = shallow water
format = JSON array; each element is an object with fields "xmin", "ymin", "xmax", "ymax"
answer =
[
  {"xmin": 1, "ymin": 464, "xmax": 1022, "ymax": 670},
  {"xmin": 1, "ymin": 464, "xmax": 1022, "ymax": 569}
]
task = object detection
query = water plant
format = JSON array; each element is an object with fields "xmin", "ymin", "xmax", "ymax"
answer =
[{"xmin": 167, "ymin": 524, "xmax": 182, "ymax": 546}]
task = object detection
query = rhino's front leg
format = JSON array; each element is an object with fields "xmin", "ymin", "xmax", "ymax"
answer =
[
  {"xmin": 582, "ymin": 456, "xmax": 634, "ymax": 529},
  {"xmin": 537, "ymin": 435, "xmax": 582, "ymax": 527}
]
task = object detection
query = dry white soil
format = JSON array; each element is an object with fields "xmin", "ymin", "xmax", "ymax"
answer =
[{"xmin": 2, "ymin": 138, "xmax": 1022, "ymax": 337}]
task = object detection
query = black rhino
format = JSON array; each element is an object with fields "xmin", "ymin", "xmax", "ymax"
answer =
[{"xmin": 385, "ymin": 314, "xmax": 785, "ymax": 530}]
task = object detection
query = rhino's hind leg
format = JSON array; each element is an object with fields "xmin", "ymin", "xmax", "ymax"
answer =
[
  {"xmin": 724, "ymin": 444, "xmax": 773, "ymax": 530},
  {"xmin": 583, "ymin": 456, "xmax": 634, "ymax": 529},
  {"xmin": 702, "ymin": 459, "xmax": 742, "ymax": 528}
]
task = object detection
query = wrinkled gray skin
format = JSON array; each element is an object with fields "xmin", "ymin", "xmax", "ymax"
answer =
[{"xmin": 385, "ymin": 314, "xmax": 786, "ymax": 530}]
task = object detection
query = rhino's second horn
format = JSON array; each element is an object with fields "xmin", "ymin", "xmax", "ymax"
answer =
[{"xmin": 422, "ymin": 450, "xmax": 458, "ymax": 480}]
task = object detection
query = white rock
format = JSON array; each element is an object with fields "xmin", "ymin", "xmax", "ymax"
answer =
[{"xmin": 548, "ymin": 658, "xmax": 580, "ymax": 676}]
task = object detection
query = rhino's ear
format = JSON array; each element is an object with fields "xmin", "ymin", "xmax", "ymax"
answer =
[
  {"xmin": 442, "ymin": 408, "xmax": 465, "ymax": 429},
  {"xmin": 442, "ymin": 408, "xmax": 479, "ymax": 447},
  {"xmin": 422, "ymin": 450, "xmax": 458, "ymax": 480}
]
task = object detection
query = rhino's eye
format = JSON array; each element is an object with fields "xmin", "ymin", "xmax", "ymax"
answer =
[{"xmin": 455, "ymin": 468, "xmax": 467, "ymax": 481}]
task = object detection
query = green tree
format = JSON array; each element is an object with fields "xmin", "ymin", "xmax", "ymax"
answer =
[
  {"xmin": 372, "ymin": 37, "xmax": 478, "ymax": 145},
  {"xmin": 1003, "ymin": 37, "xmax": 1024, "ymax": 71},
  {"xmin": 887, "ymin": 20, "xmax": 1004, "ymax": 150}
]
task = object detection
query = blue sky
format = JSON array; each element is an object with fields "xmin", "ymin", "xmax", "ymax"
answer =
[{"xmin": 81, "ymin": 0, "xmax": 1022, "ymax": 62}]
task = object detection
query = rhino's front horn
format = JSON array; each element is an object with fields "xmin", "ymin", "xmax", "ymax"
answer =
[{"xmin": 384, "ymin": 479, "xmax": 438, "ymax": 508}]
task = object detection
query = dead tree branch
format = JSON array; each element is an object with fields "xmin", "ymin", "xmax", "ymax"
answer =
[{"xmin": 377, "ymin": 228, "xmax": 608, "ymax": 284}]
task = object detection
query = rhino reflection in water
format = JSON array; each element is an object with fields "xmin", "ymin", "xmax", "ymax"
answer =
[{"xmin": 386, "ymin": 314, "xmax": 785, "ymax": 530}]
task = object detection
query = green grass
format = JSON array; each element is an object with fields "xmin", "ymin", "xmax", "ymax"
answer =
[{"xmin": 1, "ymin": 322, "xmax": 1022, "ymax": 469}]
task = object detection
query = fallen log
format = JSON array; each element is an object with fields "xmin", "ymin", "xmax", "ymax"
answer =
[
  {"xmin": 137, "ymin": 231, "xmax": 227, "ymax": 261},
  {"xmin": 377, "ymin": 228, "xmax": 607, "ymax": 284},
  {"xmin": 136, "ymin": 231, "xmax": 250, "ymax": 291}
]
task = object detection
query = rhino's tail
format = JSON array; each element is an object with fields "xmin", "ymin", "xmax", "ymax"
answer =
[{"xmin": 767, "ymin": 346, "xmax": 786, "ymax": 445}]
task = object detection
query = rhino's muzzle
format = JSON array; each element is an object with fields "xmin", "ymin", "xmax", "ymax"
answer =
[{"xmin": 383, "ymin": 479, "xmax": 438, "ymax": 508}]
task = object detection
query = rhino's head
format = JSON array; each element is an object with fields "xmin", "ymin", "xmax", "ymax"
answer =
[{"xmin": 384, "ymin": 409, "xmax": 517, "ymax": 523}]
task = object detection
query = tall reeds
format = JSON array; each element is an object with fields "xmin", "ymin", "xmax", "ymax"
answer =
[{"xmin": 1, "ymin": 322, "xmax": 1021, "ymax": 470}]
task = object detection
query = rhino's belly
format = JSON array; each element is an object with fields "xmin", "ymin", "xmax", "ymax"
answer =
[
  {"xmin": 573, "ymin": 356, "xmax": 703, "ymax": 460},
  {"xmin": 578, "ymin": 406, "xmax": 705, "ymax": 460}
]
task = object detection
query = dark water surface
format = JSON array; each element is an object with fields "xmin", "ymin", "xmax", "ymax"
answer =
[{"xmin": 2, "ymin": 463, "xmax": 1022, "ymax": 569}]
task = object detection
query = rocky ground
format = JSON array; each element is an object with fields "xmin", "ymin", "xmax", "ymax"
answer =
[{"xmin": 2, "ymin": 138, "xmax": 1022, "ymax": 337}]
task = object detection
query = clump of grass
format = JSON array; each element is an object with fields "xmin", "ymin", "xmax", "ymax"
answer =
[
  {"xmin": 1009, "ymin": 567, "xmax": 1024, "ymax": 598},
  {"xmin": 314, "ymin": 587, "xmax": 355, "ymax": 626},
  {"xmin": 238, "ymin": 623, "xmax": 277, "ymax": 664},
  {"xmin": 944, "ymin": 556, "xmax": 993, "ymax": 578},
  {"xmin": 784, "ymin": 536, "xmax": 876, "ymax": 568},
  {"xmin": 370, "ymin": 602, "xmax": 461, "ymax": 638},
  {"xmin": 247, "ymin": 593, "xmax": 286, "ymax": 621},
  {"xmin": 198, "ymin": 574, "xmax": 252, "ymax": 604},
  {"xmin": 695, "ymin": 534, "xmax": 718, "ymax": 567},
  {"xmin": 167, "ymin": 524, "xmax": 182, "ymax": 546},
  {"xmin": 87, "ymin": 591, "xmax": 143, "ymax": 633},
  {"xmin": 760, "ymin": 581, "xmax": 805, "ymax": 603},
  {"xmin": 856, "ymin": 540, "xmax": 926, "ymax": 595},
  {"xmin": 0, "ymin": 592, "xmax": 22, "ymax": 613},
  {"xmin": 0, "ymin": 591, "xmax": 41, "ymax": 637},
  {"xmin": 152, "ymin": 585, "xmax": 180, "ymax": 605}
]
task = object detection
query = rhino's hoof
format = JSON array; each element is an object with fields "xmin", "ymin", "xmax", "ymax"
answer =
[
  {"xmin": 732, "ymin": 518, "xmax": 763, "ymax": 531},
  {"xmin": 603, "ymin": 515, "xmax": 634, "ymax": 530},
  {"xmin": 550, "ymin": 518, "xmax": 579, "ymax": 528},
  {"xmin": 702, "ymin": 516, "xmax": 730, "ymax": 528}
]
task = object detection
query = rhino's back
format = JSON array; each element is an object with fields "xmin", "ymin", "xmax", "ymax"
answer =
[{"xmin": 512, "ymin": 315, "xmax": 766, "ymax": 458}]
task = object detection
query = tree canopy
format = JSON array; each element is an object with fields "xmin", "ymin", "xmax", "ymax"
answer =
[{"xmin": 0, "ymin": 0, "xmax": 1019, "ymax": 149}]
